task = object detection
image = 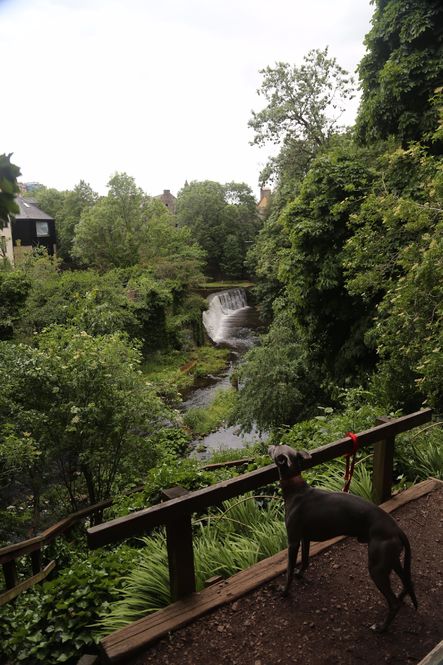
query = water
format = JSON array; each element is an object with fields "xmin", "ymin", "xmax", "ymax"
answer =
[
  {"xmin": 187, "ymin": 288, "xmax": 267, "ymax": 460},
  {"xmin": 202, "ymin": 288, "xmax": 259, "ymax": 350}
]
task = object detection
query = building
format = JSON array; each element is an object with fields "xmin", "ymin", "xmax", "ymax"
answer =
[
  {"xmin": 1, "ymin": 196, "xmax": 57, "ymax": 265},
  {"xmin": 257, "ymin": 188, "xmax": 271, "ymax": 217},
  {"xmin": 155, "ymin": 189, "xmax": 177, "ymax": 214}
]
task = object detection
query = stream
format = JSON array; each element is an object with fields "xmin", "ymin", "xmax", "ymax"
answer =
[{"xmin": 183, "ymin": 288, "xmax": 267, "ymax": 460}]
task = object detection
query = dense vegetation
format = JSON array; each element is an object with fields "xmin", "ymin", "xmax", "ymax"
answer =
[
  {"xmin": 236, "ymin": 0, "xmax": 443, "ymax": 430},
  {"xmin": 1, "ymin": 0, "xmax": 442, "ymax": 662}
]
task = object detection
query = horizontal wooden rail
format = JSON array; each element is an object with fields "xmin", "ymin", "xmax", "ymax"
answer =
[
  {"xmin": 88, "ymin": 408, "xmax": 432, "ymax": 550},
  {"xmin": 0, "ymin": 454, "xmax": 253, "ymax": 601}
]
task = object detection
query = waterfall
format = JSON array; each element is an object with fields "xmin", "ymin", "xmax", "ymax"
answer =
[{"xmin": 202, "ymin": 288, "xmax": 249, "ymax": 345}]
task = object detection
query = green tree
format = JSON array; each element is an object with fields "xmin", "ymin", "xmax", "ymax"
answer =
[
  {"xmin": 176, "ymin": 180, "xmax": 259, "ymax": 277},
  {"xmin": 0, "ymin": 153, "xmax": 20, "ymax": 232},
  {"xmin": 356, "ymin": 0, "xmax": 443, "ymax": 145},
  {"xmin": 73, "ymin": 174, "xmax": 175, "ymax": 271},
  {"xmin": 138, "ymin": 214, "xmax": 206, "ymax": 286},
  {"xmin": 0, "ymin": 327, "xmax": 167, "ymax": 514},
  {"xmin": 342, "ymin": 144, "xmax": 443, "ymax": 411},
  {"xmin": 279, "ymin": 140, "xmax": 376, "ymax": 386},
  {"xmin": 233, "ymin": 310, "xmax": 324, "ymax": 430},
  {"xmin": 249, "ymin": 48, "xmax": 355, "ymax": 185},
  {"xmin": 372, "ymin": 222, "xmax": 443, "ymax": 413},
  {"xmin": 0, "ymin": 269, "xmax": 30, "ymax": 339}
]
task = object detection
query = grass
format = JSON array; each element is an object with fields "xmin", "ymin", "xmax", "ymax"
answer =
[
  {"xmin": 198, "ymin": 280, "xmax": 254, "ymax": 289},
  {"xmin": 184, "ymin": 388, "xmax": 238, "ymax": 436},
  {"xmin": 96, "ymin": 494, "xmax": 286, "ymax": 634},
  {"xmin": 141, "ymin": 346, "xmax": 230, "ymax": 402}
]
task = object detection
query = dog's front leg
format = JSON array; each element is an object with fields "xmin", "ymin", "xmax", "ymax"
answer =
[
  {"xmin": 295, "ymin": 537, "xmax": 310, "ymax": 577},
  {"xmin": 283, "ymin": 541, "xmax": 300, "ymax": 596}
]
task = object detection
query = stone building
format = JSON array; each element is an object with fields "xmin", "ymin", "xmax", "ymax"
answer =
[
  {"xmin": 257, "ymin": 187, "xmax": 271, "ymax": 217},
  {"xmin": 156, "ymin": 189, "xmax": 177, "ymax": 214}
]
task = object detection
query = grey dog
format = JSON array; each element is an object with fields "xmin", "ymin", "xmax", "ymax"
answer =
[{"xmin": 269, "ymin": 444, "xmax": 418, "ymax": 632}]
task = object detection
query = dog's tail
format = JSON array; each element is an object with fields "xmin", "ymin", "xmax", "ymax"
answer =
[{"xmin": 401, "ymin": 532, "xmax": 418, "ymax": 609}]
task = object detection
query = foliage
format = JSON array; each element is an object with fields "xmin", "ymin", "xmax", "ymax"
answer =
[
  {"xmin": 233, "ymin": 310, "xmax": 324, "ymax": 431},
  {"xmin": 138, "ymin": 214, "xmax": 205, "ymax": 286},
  {"xmin": 276, "ymin": 388, "xmax": 386, "ymax": 451},
  {"xmin": 0, "ymin": 545, "xmax": 141, "ymax": 665},
  {"xmin": 106, "ymin": 457, "xmax": 220, "ymax": 518},
  {"xmin": 35, "ymin": 181, "xmax": 99, "ymax": 263},
  {"xmin": 184, "ymin": 387, "xmax": 237, "ymax": 436},
  {"xmin": 343, "ymin": 145, "xmax": 443, "ymax": 412},
  {"xmin": 97, "ymin": 495, "xmax": 287, "ymax": 633},
  {"xmin": 249, "ymin": 48, "xmax": 355, "ymax": 185},
  {"xmin": 0, "ymin": 153, "xmax": 20, "ymax": 231},
  {"xmin": 244, "ymin": 203, "xmax": 289, "ymax": 323},
  {"xmin": 356, "ymin": 0, "xmax": 443, "ymax": 145},
  {"xmin": 176, "ymin": 180, "xmax": 260, "ymax": 278},
  {"xmin": 0, "ymin": 326, "xmax": 167, "ymax": 513},
  {"xmin": 371, "ymin": 217, "xmax": 443, "ymax": 412},
  {"xmin": 0, "ymin": 269, "xmax": 30, "ymax": 339},
  {"xmin": 13, "ymin": 255, "xmax": 184, "ymax": 352},
  {"xmin": 279, "ymin": 140, "xmax": 377, "ymax": 386},
  {"xmin": 73, "ymin": 174, "xmax": 167, "ymax": 270},
  {"xmin": 141, "ymin": 345, "xmax": 230, "ymax": 404},
  {"xmin": 396, "ymin": 424, "xmax": 443, "ymax": 482}
]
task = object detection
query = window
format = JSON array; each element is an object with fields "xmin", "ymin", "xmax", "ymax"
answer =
[{"xmin": 36, "ymin": 221, "xmax": 49, "ymax": 237}]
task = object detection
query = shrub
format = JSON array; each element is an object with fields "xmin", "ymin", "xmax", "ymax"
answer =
[{"xmin": 0, "ymin": 545, "xmax": 142, "ymax": 665}]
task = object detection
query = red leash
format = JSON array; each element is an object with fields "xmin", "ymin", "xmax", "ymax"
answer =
[{"xmin": 343, "ymin": 432, "xmax": 359, "ymax": 492}]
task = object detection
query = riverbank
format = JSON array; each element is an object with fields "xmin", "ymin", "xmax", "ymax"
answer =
[{"xmin": 141, "ymin": 346, "xmax": 231, "ymax": 404}]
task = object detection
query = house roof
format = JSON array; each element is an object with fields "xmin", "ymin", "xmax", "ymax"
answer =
[{"xmin": 14, "ymin": 196, "xmax": 54, "ymax": 221}]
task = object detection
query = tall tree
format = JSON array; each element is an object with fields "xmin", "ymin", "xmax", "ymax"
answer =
[
  {"xmin": 0, "ymin": 326, "xmax": 167, "ymax": 512},
  {"xmin": 72, "ymin": 173, "xmax": 166, "ymax": 270},
  {"xmin": 35, "ymin": 182, "xmax": 99, "ymax": 262},
  {"xmin": 176, "ymin": 180, "xmax": 259, "ymax": 278},
  {"xmin": 356, "ymin": 0, "xmax": 443, "ymax": 145},
  {"xmin": 249, "ymin": 48, "xmax": 355, "ymax": 186}
]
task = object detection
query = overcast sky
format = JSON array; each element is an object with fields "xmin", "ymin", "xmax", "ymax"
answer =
[{"xmin": 1, "ymin": 0, "xmax": 373, "ymax": 199}]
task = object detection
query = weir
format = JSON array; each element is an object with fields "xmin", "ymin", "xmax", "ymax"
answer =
[{"xmin": 202, "ymin": 288, "xmax": 249, "ymax": 346}]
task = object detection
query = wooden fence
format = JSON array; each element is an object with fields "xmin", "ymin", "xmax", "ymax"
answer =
[
  {"xmin": 87, "ymin": 408, "xmax": 432, "ymax": 602},
  {"xmin": 0, "ymin": 459, "xmax": 252, "ymax": 605}
]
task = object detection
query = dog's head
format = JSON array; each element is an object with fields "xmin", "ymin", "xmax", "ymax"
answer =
[{"xmin": 268, "ymin": 445, "xmax": 312, "ymax": 478}]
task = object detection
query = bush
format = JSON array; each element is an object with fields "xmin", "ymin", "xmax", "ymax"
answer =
[{"xmin": 0, "ymin": 545, "xmax": 142, "ymax": 665}]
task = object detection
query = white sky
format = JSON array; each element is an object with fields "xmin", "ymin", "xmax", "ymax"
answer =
[{"xmin": 1, "ymin": 0, "xmax": 373, "ymax": 199}]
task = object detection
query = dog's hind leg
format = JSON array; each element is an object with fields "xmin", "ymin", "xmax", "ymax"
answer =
[
  {"xmin": 368, "ymin": 541, "xmax": 402, "ymax": 632},
  {"xmin": 369, "ymin": 563, "xmax": 401, "ymax": 632}
]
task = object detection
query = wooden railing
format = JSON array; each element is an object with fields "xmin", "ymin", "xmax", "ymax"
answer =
[
  {"xmin": 0, "ymin": 494, "xmax": 127, "ymax": 605},
  {"xmin": 87, "ymin": 408, "xmax": 432, "ymax": 602},
  {"xmin": 0, "ymin": 458, "xmax": 252, "ymax": 605}
]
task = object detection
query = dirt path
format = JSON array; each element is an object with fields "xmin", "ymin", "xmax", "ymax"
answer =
[{"xmin": 130, "ymin": 486, "xmax": 443, "ymax": 665}]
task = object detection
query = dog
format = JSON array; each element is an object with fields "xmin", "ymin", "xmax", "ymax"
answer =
[{"xmin": 269, "ymin": 444, "xmax": 418, "ymax": 632}]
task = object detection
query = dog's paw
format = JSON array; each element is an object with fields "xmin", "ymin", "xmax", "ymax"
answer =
[{"xmin": 370, "ymin": 622, "xmax": 386, "ymax": 634}]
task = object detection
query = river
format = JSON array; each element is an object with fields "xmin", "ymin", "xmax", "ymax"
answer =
[{"xmin": 183, "ymin": 288, "xmax": 267, "ymax": 459}]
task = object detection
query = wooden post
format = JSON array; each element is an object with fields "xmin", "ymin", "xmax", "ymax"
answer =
[
  {"xmin": 165, "ymin": 513, "xmax": 196, "ymax": 601},
  {"xmin": 31, "ymin": 548, "xmax": 42, "ymax": 575},
  {"xmin": 372, "ymin": 416, "xmax": 395, "ymax": 505},
  {"xmin": 3, "ymin": 560, "xmax": 18, "ymax": 589}
]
